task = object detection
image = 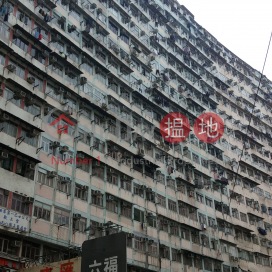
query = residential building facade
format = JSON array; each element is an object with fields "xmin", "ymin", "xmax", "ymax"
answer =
[{"xmin": 0, "ymin": 0, "xmax": 272, "ymax": 271}]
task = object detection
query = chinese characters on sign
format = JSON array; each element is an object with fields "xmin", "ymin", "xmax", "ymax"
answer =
[
  {"xmin": 160, "ymin": 112, "xmax": 190, "ymax": 143},
  {"xmin": 60, "ymin": 262, "xmax": 74, "ymax": 272},
  {"xmin": 89, "ymin": 256, "xmax": 118, "ymax": 272},
  {"xmin": 81, "ymin": 232, "xmax": 127, "ymax": 272},
  {"xmin": 194, "ymin": 112, "xmax": 224, "ymax": 143},
  {"xmin": 0, "ymin": 208, "xmax": 30, "ymax": 232},
  {"xmin": 160, "ymin": 112, "xmax": 224, "ymax": 143}
]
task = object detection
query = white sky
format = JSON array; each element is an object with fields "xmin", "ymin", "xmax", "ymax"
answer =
[{"xmin": 180, "ymin": 0, "xmax": 272, "ymax": 81}]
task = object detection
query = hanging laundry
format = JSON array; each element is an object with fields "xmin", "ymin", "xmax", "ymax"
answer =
[
  {"xmin": 0, "ymin": 5, "xmax": 7, "ymax": 16},
  {"xmin": 3, "ymin": 12, "xmax": 8, "ymax": 21},
  {"xmin": 38, "ymin": 33, "xmax": 43, "ymax": 40},
  {"xmin": 24, "ymin": 16, "xmax": 28, "ymax": 25},
  {"xmin": 44, "ymin": 14, "xmax": 50, "ymax": 22},
  {"xmin": 34, "ymin": 30, "xmax": 40, "ymax": 39}
]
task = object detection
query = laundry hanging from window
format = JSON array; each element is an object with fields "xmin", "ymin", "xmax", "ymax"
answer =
[
  {"xmin": 0, "ymin": 0, "xmax": 12, "ymax": 22},
  {"xmin": 34, "ymin": 27, "xmax": 43, "ymax": 40}
]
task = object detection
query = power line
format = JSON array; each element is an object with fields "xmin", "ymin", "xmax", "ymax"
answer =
[{"xmin": 232, "ymin": 31, "xmax": 272, "ymax": 192}]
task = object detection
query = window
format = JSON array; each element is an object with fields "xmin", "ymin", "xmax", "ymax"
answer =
[
  {"xmin": 1, "ymin": 121, "xmax": 18, "ymax": 137},
  {"xmin": 133, "ymin": 208, "xmax": 144, "ymax": 222},
  {"xmin": 157, "ymin": 194, "xmax": 166, "ymax": 207},
  {"xmin": 134, "ymin": 236, "xmax": 145, "ymax": 252},
  {"xmin": 196, "ymin": 193, "xmax": 204, "ymax": 203},
  {"xmin": 133, "ymin": 184, "xmax": 144, "ymax": 198},
  {"xmin": 91, "ymin": 191, "xmax": 103, "ymax": 207},
  {"xmin": 73, "ymin": 217, "xmax": 86, "ymax": 232},
  {"xmin": 171, "ymin": 248, "xmax": 181, "ymax": 262},
  {"xmin": 57, "ymin": 176, "xmax": 71, "ymax": 194},
  {"xmin": 96, "ymin": 69, "xmax": 107, "ymax": 85},
  {"xmin": 0, "ymin": 237, "xmax": 9, "ymax": 254},
  {"xmin": 120, "ymin": 202, "xmax": 132, "ymax": 218},
  {"xmin": 75, "ymin": 184, "xmax": 88, "ymax": 201},
  {"xmin": 13, "ymin": 36, "xmax": 28, "ymax": 52},
  {"xmin": 16, "ymin": 157, "xmax": 35, "ymax": 179},
  {"xmin": 0, "ymin": 52, "xmax": 5, "ymax": 66},
  {"xmin": 0, "ymin": 154, "xmax": 14, "ymax": 171},
  {"xmin": 170, "ymin": 223, "xmax": 179, "ymax": 236},
  {"xmin": 120, "ymin": 33, "xmax": 129, "ymax": 44},
  {"xmin": 82, "ymin": 62, "xmax": 93, "ymax": 75},
  {"xmin": 106, "ymin": 195, "xmax": 118, "ymax": 213},
  {"xmin": 22, "ymin": 242, "xmax": 40, "ymax": 260},
  {"xmin": 20, "ymin": 129, "xmax": 38, "ymax": 147},
  {"xmin": 205, "ymin": 197, "xmax": 213, "ymax": 208},
  {"xmin": 168, "ymin": 199, "xmax": 177, "ymax": 212},
  {"xmin": 41, "ymin": 137, "xmax": 53, "ymax": 153},
  {"xmin": 120, "ymin": 178, "xmax": 131, "ymax": 192},
  {"xmin": 53, "ymin": 208, "xmax": 69, "ymax": 226},
  {"xmin": 240, "ymin": 212, "xmax": 247, "ymax": 223},
  {"xmin": 198, "ymin": 213, "xmax": 207, "ymax": 225},
  {"xmin": 25, "ymin": 103, "xmax": 41, "ymax": 117},
  {"xmin": 148, "ymin": 242, "xmax": 157, "ymax": 257},
  {"xmin": 33, "ymin": 202, "xmax": 51, "ymax": 221},
  {"xmin": 208, "ymin": 217, "xmax": 216, "ymax": 228},
  {"xmin": 0, "ymin": 189, "xmax": 8, "ymax": 207},
  {"xmin": 31, "ymin": 46, "xmax": 45, "ymax": 65},
  {"xmin": 107, "ymin": 172, "xmax": 118, "ymax": 186},
  {"xmin": 37, "ymin": 171, "xmax": 54, "ymax": 187},
  {"xmin": 11, "ymin": 194, "xmax": 29, "ymax": 215},
  {"xmin": 109, "ymin": 21, "xmax": 118, "ymax": 35}
]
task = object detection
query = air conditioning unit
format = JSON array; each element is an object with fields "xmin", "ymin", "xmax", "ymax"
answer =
[
  {"xmin": 189, "ymin": 191, "xmax": 194, "ymax": 197},
  {"xmin": 0, "ymin": 112, "xmax": 9, "ymax": 121},
  {"xmin": 50, "ymin": 141, "xmax": 60, "ymax": 148},
  {"xmin": 6, "ymin": 64, "xmax": 16, "ymax": 72},
  {"xmin": 57, "ymin": 16, "xmax": 66, "ymax": 24},
  {"xmin": 25, "ymin": 97, "xmax": 35, "ymax": 107},
  {"xmin": 24, "ymin": 197, "xmax": 34, "ymax": 203},
  {"xmin": 0, "ymin": 152, "xmax": 8, "ymax": 159},
  {"xmin": 60, "ymin": 176, "xmax": 71, "ymax": 183},
  {"xmin": 80, "ymin": 76, "xmax": 87, "ymax": 85},
  {"xmin": 73, "ymin": 213, "xmax": 81, "ymax": 219},
  {"xmin": 92, "ymin": 190, "xmax": 101, "ymax": 196},
  {"xmin": 147, "ymin": 212, "xmax": 154, "ymax": 218},
  {"xmin": 26, "ymin": 129, "xmax": 40, "ymax": 138},
  {"xmin": 127, "ymin": 233, "xmax": 134, "ymax": 238},
  {"xmin": 50, "ymin": 56, "xmax": 58, "ymax": 64},
  {"xmin": 47, "ymin": 171, "xmax": 57, "ymax": 178},
  {"xmin": 107, "ymin": 195, "xmax": 115, "ymax": 201},
  {"xmin": 26, "ymin": 77, "xmax": 35, "ymax": 84},
  {"xmin": 59, "ymin": 145, "xmax": 69, "ymax": 153},
  {"xmin": 13, "ymin": 91, "xmax": 26, "ymax": 100},
  {"xmin": 68, "ymin": 25, "xmax": 77, "ymax": 33}
]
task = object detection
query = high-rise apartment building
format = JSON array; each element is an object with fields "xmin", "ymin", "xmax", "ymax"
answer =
[{"xmin": 0, "ymin": 0, "xmax": 272, "ymax": 271}]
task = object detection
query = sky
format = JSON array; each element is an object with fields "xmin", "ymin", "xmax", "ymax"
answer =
[{"xmin": 180, "ymin": 0, "xmax": 272, "ymax": 81}]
